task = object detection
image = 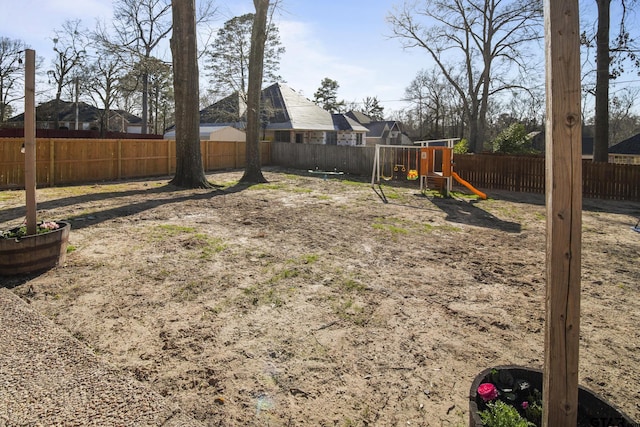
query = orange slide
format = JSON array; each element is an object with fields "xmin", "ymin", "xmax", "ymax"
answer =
[{"xmin": 451, "ymin": 172, "xmax": 487, "ymax": 199}]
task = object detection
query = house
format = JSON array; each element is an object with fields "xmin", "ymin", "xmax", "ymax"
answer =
[
  {"xmin": 345, "ymin": 111, "xmax": 410, "ymax": 146},
  {"xmin": 164, "ymin": 125, "xmax": 246, "ymax": 142},
  {"xmin": 7, "ymin": 100, "xmax": 143, "ymax": 133},
  {"xmin": 198, "ymin": 83, "xmax": 369, "ymax": 146},
  {"xmin": 608, "ymin": 133, "xmax": 640, "ymax": 164},
  {"xmin": 530, "ymin": 132, "xmax": 595, "ymax": 160}
]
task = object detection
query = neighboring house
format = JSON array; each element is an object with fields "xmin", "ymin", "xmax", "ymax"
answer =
[
  {"xmin": 7, "ymin": 100, "xmax": 142, "ymax": 133},
  {"xmin": 164, "ymin": 125, "xmax": 246, "ymax": 142},
  {"xmin": 531, "ymin": 132, "xmax": 595, "ymax": 160},
  {"xmin": 609, "ymin": 133, "xmax": 640, "ymax": 164},
  {"xmin": 198, "ymin": 83, "xmax": 369, "ymax": 146},
  {"xmin": 345, "ymin": 111, "xmax": 410, "ymax": 146}
]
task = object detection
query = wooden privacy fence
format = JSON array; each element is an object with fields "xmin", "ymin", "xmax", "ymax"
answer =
[
  {"xmin": 0, "ymin": 138, "xmax": 271, "ymax": 189},
  {"xmin": 270, "ymin": 142, "xmax": 375, "ymax": 175},
  {"xmin": 454, "ymin": 154, "xmax": 640, "ymax": 201},
  {"xmin": 1, "ymin": 140, "xmax": 638, "ymax": 201}
]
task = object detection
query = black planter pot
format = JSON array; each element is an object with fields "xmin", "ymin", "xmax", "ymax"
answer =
[{"xmin": 469, "ymin": 365, "xmax": 637, "ymax": 427}]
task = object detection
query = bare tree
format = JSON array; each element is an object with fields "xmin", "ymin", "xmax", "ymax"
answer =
[
  {"xmin": 388, "ymin": 0, "xmax": 543, "ymax": 152},
  {"xmin": 97, "ymin": 0, "xmax": 217, "ymax": 135},
  {"xmin": 240, "ymin": 0, "xmax": 271, "ymax": 184},
  {"xmin": 82, "ymin": 49, "xmax": 125, "ymax": 135},
  {"xmin": 0, "ymin": 37, "xmax": 29, "ymax": 123},
  {"xmin": 169, "ymin": 0, "xmax": 211, "ymax": 188},
  {"xmin": 605, "ymin": 87, "xmax": 639, "ymax": 145},
  {"xmin": 96, "ymin": 0, "xmax": 172, "ymax": 134},
  {"xmin": 47, "ymin": 20, "xmax": 88, "ymax": 129},
  {"xmin": 586, "ymin": 0, "xmax": 639, "ymax": 161}
]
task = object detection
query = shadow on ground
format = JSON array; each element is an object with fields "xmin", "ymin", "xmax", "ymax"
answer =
[
  {"xmin": 429, "ymin": 195, "xmax": 522, "ymax": 233},
  {"xmin": 0, "ymin": 180, "xmax": 256, "ymax": 232}
]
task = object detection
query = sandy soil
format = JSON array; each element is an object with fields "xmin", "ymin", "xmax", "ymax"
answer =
[{"xmin": 1, "ymin": 167, "xmax": 639, "ymax": 426}]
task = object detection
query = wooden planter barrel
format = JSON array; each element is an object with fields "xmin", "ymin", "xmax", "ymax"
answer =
[
  {"xmin": 0, "ymin": 221, "xmax": 70, "ymax": 275},
  {"xmin": 469, "ymin": 366, "xmax": 636, "ymax": 427}
]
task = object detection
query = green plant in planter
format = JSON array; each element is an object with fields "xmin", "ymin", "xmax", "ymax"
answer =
[
  {"xmin": 479, "ymin": 400, "xmax": 535, "ymax": 427},
  {"xmin": 1, "ymin": 221, "xmax": 61, "ymax": 239},
  {"xmin": 523, "ymin": 390, "xmax": 543, "ymax": 426}
]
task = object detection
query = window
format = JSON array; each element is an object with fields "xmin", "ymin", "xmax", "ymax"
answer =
[
  {"xmin": 326, "ymin": 131, "xmax": 337, "ymax": 145},
  {"xmin": 356, "ymin": 133, "xmax": 363, "ymax": 146},
  {"xmin": 274, "ymin": 131, "xmax": 291, "ymax": 142}
]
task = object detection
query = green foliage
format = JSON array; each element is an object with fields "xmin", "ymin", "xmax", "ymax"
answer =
[
  {"xmin": 492, "ymin": 123, "xmax": 538, "ymax": 154},
  {"xmin": 362, "ymin": 96, "xmax": 385, "ymax": 120},
  {"xmin": 524, "ymin": 389, "xmax": 543, "ymax": 426},
  {"xmin": 313, "ymin": 77, "xmax": 346, "ymax": 113},
  {"xmin": 453, "ymin": 138, "xmax": 469, "ymax": 154},
  {"xmin": 205, "ymin": 13, "xmax": 285, "ymax": 103},
  {"xmin": 479, "ymin": 401, "xmax": 534, "ymax": 427}
]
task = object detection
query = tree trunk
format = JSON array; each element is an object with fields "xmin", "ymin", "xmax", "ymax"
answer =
[
  {"xmin": 593, "ymin": 0, "xmax": 611, "ymax": 162},
  {"xmin": 142, "ymin": 71, "xmax": 149, "ymax": 134},
  {"xmin": 240, "ymin": 0, "xmax": 269, "ymax": 184},
  {"xmin": 169, "ymin": 0, "xmax": 210, "ymax": 188}
]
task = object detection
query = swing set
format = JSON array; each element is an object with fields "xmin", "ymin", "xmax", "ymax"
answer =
[{"xmin": 371, "ymin": 138, "xmax": 487, "ymax": 200}]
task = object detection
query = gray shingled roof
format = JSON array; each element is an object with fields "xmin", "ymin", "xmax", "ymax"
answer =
[
  {"xmin": 331, "ymin": 114, "xmax": 369, "ymax": 132},
  {"xmin": 200, "ymin": 83, "xmax": 362, "ymax": 133},
  {"xmin": 270, "ymin": 84, "xmax": 335, "ymax": 131},
  {"xmin": 609, "ymin": 133, "xmax": 640, "ymax": 155}
]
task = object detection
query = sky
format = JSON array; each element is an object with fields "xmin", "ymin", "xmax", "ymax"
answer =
[
  {"xmin": 1, "ymin": 0, "xmax": 638, "ymax": 116},
  {"xmin": 1, "ymin": 0, "xmax": 425, "ymax": 115}
]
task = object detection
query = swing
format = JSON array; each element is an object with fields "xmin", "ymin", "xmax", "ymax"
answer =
[
  {"xmin": 394, "ymin": 148, "xmax": 406, "ymax": 172},
  {"xmin": 407, "ymin": 148, "xmax": 418, "ymax": 180},
  {"xmin": 381, "ymin": 147, "xmax": 393, "ymax": 181}
]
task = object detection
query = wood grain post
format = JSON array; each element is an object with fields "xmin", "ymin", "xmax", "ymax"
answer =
[
  {"xmin": 24, "ymin": 49, "xmax": 37, "ymax": 235},
  {"xmin": 543, "ymin": 1, "xmax": 582, "ymax": 425},
  {"xmin": 117, "ymin": 140, "xmax": 122, "ymax": 179},
  {"xmin": 167, "ymin": 139, "xmax": 172, "ymax": 174},
  {"xmin": 49, "ymin": 139, "xmax": 55, "ymax": 186}
]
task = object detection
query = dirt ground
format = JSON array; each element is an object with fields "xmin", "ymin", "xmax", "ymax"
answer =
[{"xmin": 1, "ymin": 167, "xmax": 639, "ymax": 426}]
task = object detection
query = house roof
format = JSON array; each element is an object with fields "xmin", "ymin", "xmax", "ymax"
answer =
[
  {"xmin": 200, "ymin": 93, "xmax": 247, "ymax": 123},
  {"xmin": 609, "ymin": 133, "xmax": 640, "ymax": 155},
  {"xmin": 164, "ymin": 125, "xmax": 244, "ymax": 140},
  {"xmin": 264, "ymin": 83, "xmax": 335, "ymax": 131},
  {"xmin": 345, "ymin": 111, "xmax": 372, "ymax": 125},
  {"xmin": 331, "ymin": 114, "xmax": 369, "ymax": 132},
  {"xmin": 199, "ymin": 83, "xmax": 366, "ymax": 133},
  {"xmin": 364, "ymin": 121, "xmax": 390, "ymax": 138},
  {"xmin": 9, "ymin": 100, "xmax": 141, "ymax": 125}
]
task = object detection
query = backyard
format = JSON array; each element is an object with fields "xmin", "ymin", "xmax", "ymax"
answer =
[{"xmin": 1, "ymin": 167, "xmax": 639, "ymax": 426}]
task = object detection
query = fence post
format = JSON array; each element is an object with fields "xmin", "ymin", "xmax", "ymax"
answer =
[
  {"xmin": 49, "ymin": 139, "xmax": 55, "ymax": 187},
  {"xmin": 117, "ymin": 140, "xmax": 122, "ymax": 179},
  {"xmin": 235, "ymin": 140, "xmax": 240, "ymax": 168},
  {"xmin": 167, "ymin": 139, "xmax": 172, "ymax": 175}
]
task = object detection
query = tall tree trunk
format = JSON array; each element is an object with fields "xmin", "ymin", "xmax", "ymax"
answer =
[
  {"xmin": 142, "ymin": 71, "xmax": 149, "ymax": 134},
  {"xmin": 169, "ymin": 0, "xmax": 210, "ymax": 188},
  {"xmin": 240, "ymin": 0, "xmax": 269, "ymax": 184},
  {"xmin": 593, "ymin": 0, "xmax": 611, "ymax": 162}
]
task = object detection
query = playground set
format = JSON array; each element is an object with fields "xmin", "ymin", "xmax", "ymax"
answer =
[{"xmin": 370, "ymin": 138, "xmax": 487, "ymax": 200}]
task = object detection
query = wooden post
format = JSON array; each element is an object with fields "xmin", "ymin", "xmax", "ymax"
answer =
[
  {"xmin": 24, "ymin": 49, "xmax": 37, "ymax": 235},
  {"xmin": 167, "ymin": 139, "xmax": 172, "ymax": 174},
  {"xmin": 543, "ymin": 1, "xmax": 582, "ymax": 426},
  {"xmin": 117, "ymin": 140, "xmax": 122, "ymax": 179},
  {"xmin": 49, "ymin": 139, "xmax": 55, "ymax": 186}
]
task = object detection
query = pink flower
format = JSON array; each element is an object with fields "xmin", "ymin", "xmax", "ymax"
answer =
[
  {"xmin": 477, "ymin": 383, "xmax": 498, "ymax": 402},
  {"xmin": 521, "ymin": 401, "xmax": 529, "ymax": 409}
]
